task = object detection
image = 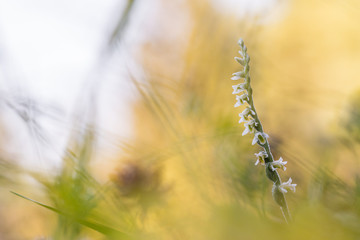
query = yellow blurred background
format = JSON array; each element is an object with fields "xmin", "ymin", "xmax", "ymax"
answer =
[{"xmin": 1, "ymin": 0, "xmax": 360, "ymax": 239}]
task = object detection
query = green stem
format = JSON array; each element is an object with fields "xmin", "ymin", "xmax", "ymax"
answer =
[{"xmin": 246, "ymin": 69, "xmax": 291, "ymax": 223}]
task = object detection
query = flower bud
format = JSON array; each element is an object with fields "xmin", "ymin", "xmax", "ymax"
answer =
[
  {"xmin": 233, "ymin": 71, "xmax": 246, "ymax": 78},
  {"xmin": 238, "ymin": 38, "xmax": 244, "ymax": 47},
  {"xmin": 234, "ymin": 57, "xmax": 245, "ymax": 66},
  {"xmin": 244, "ymin": 65, "xmax": 250, "ymax": 74},
  {"xmin": 266, "ymin": 163, "xmax": 280, "ymax": 183}
]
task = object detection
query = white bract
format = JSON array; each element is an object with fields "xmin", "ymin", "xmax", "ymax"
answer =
[
  {"xmin": 278, "ymin": 178, "xmax": 297, "ymax": 193},
  {"xmin": 270, "ymin": 157, "xmax": 287, "ymax": 171}
]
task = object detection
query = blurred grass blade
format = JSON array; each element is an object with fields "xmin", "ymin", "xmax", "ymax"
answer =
[
  {"xmin": 108, "ymin": 0, "xmax": 136, "ymax": 48},
  {"xmin": 10, "ymin": 191, "xmax": 132, "ymax": 239}
]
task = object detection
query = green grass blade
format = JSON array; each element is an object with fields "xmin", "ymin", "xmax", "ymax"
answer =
[{"xmin": 10, "ymin": 191, "xmax": 132, "ymax": 239}]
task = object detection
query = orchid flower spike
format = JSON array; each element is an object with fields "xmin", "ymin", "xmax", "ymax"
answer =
[{"xmin": 230, "ymin": 38, "xmax": 294, "ymax": 222}]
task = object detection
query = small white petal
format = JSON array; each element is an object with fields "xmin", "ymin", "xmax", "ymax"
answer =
[
  {"xmin": 240, "ymin": 107, "xmax": 253, "ymax": 117},
  {"xmin": 279, "ymin": 178, "xmax": 297, "ymax": 193},
  {"xmin": 254, "ymin": 151, "xmax": 268, "ymax": 158},
  {"xmin": 233, "ymin": 71, "xmax": 246, "ymax": 78},
  {"xmin": 242, "ymin": 127, "xmax": 250, "ymax": 136},
  {"xmin": 235, "ymin": 57, "xmax": 245, "ymax": 66},
  {"xmin": 231, "ymin": 76, "xmax": 241, "ymax": 80},
  {"xmin": 270, "ymin": 157, "xmax": 287, "ymax": 171},
  {"xmin": 232, "ymin": 84, "xmax": 246, "ymax": 94},
  {"xmin": 232, "ymin": 89, "xmax": 242, "ymax": 95},
  {"xmin": 254, "ymin": 151, "xmax": 267, "ymax": 166},
  {"xmin": 251, "ymin": 134, "xmax": 258, "ymax": 145}
]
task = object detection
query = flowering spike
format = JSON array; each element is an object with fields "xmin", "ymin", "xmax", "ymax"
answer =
[{"xmin": 230, "ymin": 38, "xmax": 293, "ymax": 222}]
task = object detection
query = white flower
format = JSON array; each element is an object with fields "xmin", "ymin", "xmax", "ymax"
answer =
[
  {"xmin": 242, "ymin": 119, "xmax": 257, "ymax": 136},
  {"xmin": 252, "ymin": 132, "xmax": 269, "ymax": 145},
  {"xmin": 234, "ymin": 93, "xmax": 248, "ymax": 107},
  {"xmin": 231, "ymin": 75, "xmax": 241, "ymax": 80},
  {"xmin": 238, "ymin": 38, "xmax": 244, "ymax": 47},
  {"xmin": 234, "ymin": 57, "xmax": 245, "ymax": 66},
  {"xmin": 269, "ymin": 157, "xmax": 287, "ymax": 171},
  {"xmin": 239, "ymin": 114, "xmax": 250, "ymax": 123},
  {"xmin": 278, "ymin": 178, "xmax": 296, "ymax": 193},
  {"xmin": 239, "ymin": 115, "xmax": 250, "ymax": 123},
  {"xmin": 233, "ymin": 71, "xmax": 246, "ymax": 78},
  {"xmin": 254, "ymin": 151, "xmax": 268, "ymax": 166},
  {"xmin": 238, "ymin": 107, "xmax": 255, "ymax": 123},
  {"xmin": 232, "ymin": 83, "xmax": 247, "ymax": 94},
  {"xmin": 245, "ymin": 54, "xmax": 250, "ymax": 63}
]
